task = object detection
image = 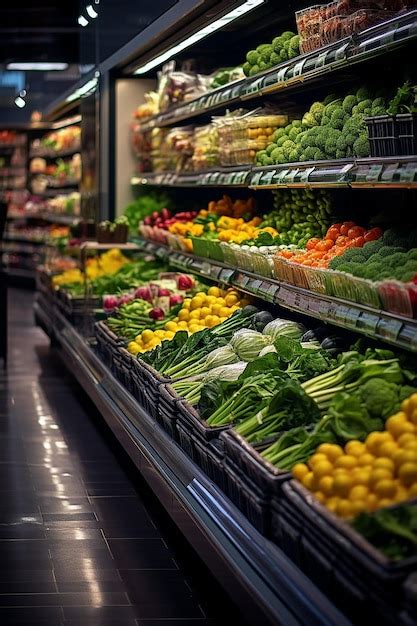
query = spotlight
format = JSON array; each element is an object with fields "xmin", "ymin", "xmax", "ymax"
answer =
[
  {"xmin": 14, "ymin": 96, "xmax": 26, "ymax": 108},
  {"xmin": 86, "ymin": 5, "xmax": 98, "ymax": 18},
  {"xmin": 78, "ymin": 15, "xmax": 88, "ymax": 27}
]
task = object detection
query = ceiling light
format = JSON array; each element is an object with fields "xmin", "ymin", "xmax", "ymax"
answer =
[
  {"xmin": 19, "ymin": 89, "xmax": 26, "ymax": 97},
  {"xmin": 86, "ymin": 5, "xmax": 98, "ymax": 18},
  {"xmin": 7, "ymin": 62, "xmax": 69, "ymax": 71},
  {"xmin": 14, "ymin": 96, "xmax": 26, "ymax": 108},
  {"xmin": 134, "ymin": 0, "xmax": 265, "ymax": 75},
  {"xmin": 78, "ymin": 15, "xmax": 89, "ymax": 27},
  {"xmin": 65, "ymin": 76, "xmax": 99, "ymax": 103}
]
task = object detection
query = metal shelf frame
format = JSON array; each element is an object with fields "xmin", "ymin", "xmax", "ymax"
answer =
[{"xmin": 36, "ymin": 304, "xmax": 351, "ymax": 626}]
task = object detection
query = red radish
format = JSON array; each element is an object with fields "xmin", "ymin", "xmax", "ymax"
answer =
[
  {"xmin": 152, "ymin": 211, "xmax": 159, "ymax": 220},
  {"xmin": 103, "ymin": 295, "xmax": 118, "ymax": 310},
  {"xmin": 169, "ymin": 294, "xmax": 183, "ymax": 306},
  {"xmin": 161, "ymin": 208, "xmax": 171, "ymax": 219},
  {"xmin": 119, "ymin": 294, "xmax": 133, "ymax": 305},
  {"xmin": 143, "ymin": 216, "xmax": 152, "ymax": 226},
  {"xmin": 149, "ymin": 307, "xmax": 165, "ymax": 320},
  {"xmin": 158, "ymin": 288, "xmax": 171, "ymax": 297},
  {"xmin": 177, "ymin": 274, "xmax": 194, "ymax": 290},
  {"xmin": 135, "ymin": 286, "xmax": 152, "ymax": 301}
]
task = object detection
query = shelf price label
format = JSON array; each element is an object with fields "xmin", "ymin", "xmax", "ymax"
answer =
[
  {"xmin": 335, "ymin": 40, "xmax": 351, "ymax": 60},
  {"xmin": 285, "ymin": 168, "xmax": 300, "ymax": 184},
  {"xmin": 276, "ymin": 66, "xmax": 288, "ymax": 84},
  {"xmin": 299, "ymin": 167, "xmax": 315, "ymax": 183},
  {"xmin": 292, "ymin": 59, "xmax": 306, "ymax": 77},
  {"xmin": 315, "ymin": 50, "xmax": 329, "ymax": 69},
  {"xmin": 399, "ymin": 162, "xmax": 417, "ymax": 183},
  {"xmin": 377, "ymin": 318, "xmax": 403, "ymax": 342},
  {"xmin": 242, "ymin": 77, "xmax": 265, "ymax": 97},
  {"xmin": 250, "ymin": 171, "xmax": 264, "ymax": 186},
  {"xmin": 366, "ymin": 164, "xmax": 383, "ymax": 182},
  {"xmin": 358, "ymin": 312, "xmax": 379, "ymax": 334},
  {"xmin": 219, "ymin": 268, "xmax": 234, "ymax": 283},
  {"xmin": 260, "ymin": 169, "xmax": 276, "ymax": 185},
  {"xmin": 344, "ymin": 307, "xmax": 361, "ymax": 328},
  {"xmin": 220, "ymin": 87, "xmax": 232, "ymax": 103},
  {"xmin": 381, "ymin": 162, "xmax": 400, "ymax": 183},
  {"xmin": 274, "ymin": 169, "xmax": 290, "ymax": 185}
]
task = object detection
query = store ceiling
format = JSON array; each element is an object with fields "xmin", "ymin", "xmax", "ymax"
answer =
[{"xmin": 0, "ymin": 1, "xmax": 80, "ymax": 121}]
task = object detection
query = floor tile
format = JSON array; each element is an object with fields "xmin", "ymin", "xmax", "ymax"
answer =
[{"xmin": 107, "ymin": 539, "xmax": 177, "ymax": 570}]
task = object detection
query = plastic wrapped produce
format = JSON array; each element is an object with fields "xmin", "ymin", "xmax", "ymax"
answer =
[{"xmin": 192, "ymin": 125, "xmax": 219, "ymax": 171}]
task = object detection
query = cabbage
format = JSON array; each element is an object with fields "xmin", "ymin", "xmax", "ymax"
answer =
[
  {"xmin": 203, "ymin": 362, "xmax": 247, "ymax": 382},
  {"xmin": 230, "ymin": 329, "xmax": 272, "ymax": 361},
  {"xmin": 262, "ymin": 319, "xmax": 305, "ymax": 342},
  {"xmin": 204, "ymin": 345, "xmax": 239, "ymax": 370}
]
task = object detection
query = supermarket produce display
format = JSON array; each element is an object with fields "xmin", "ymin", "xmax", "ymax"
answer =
[{"xmin": 33, "ymin": 2, "xmax": 417, "ymax": 625}]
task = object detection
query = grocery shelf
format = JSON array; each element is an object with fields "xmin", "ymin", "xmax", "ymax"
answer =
[
  {"xmin": 47, "ymin": 178, "xmax": 80, "ymax": 189},
  {"xmin": 42, "ymin": 306, "xmax": 351, "ymax": 626},
  {"xmin": 29, "ymin": 146, "xmax": 80, "ymax": 159},
  {"xmin": 134, "ymin": 238, "xmax": 417, "ymax": 353},
  {"xmin": 137, "ymin": 10, "xmax": 417, "ymax": 132},
  {"xmin": 2, "ymin": 234, "xmax": 46, "ymax": 244},
  {"xmin": 5, "ymin": 267, "xmax": 36, "ymax": 279},
  {"xmin": 41, "ymin": 212, "xmax": 79, "ymax": 224},
  {"xmin": 132, "ymin": 156, "xmax": 417, "ymax": 190}
]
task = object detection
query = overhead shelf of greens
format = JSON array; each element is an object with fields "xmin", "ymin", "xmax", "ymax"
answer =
[
  {"xmin": 132, "ymin": 238, "xmax": 417, "ymax": 354},
  {"xmin": 137, "ymin": 10, "xmax": 417, "ymax": 132},
  {"xmin": 131, "ymin": 157, "xmax": 417, "ymax": 189}
]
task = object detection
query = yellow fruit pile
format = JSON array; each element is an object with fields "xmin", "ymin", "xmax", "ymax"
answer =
[
  {"xmin": 128, "ymin": 286, "xmax": 247, "ymax": 354},
  {"xmin": 53, "ymin": 248, "xmax": 129, "ymax": 286},
  {"xmin": 292, "ymin": 394, "xmax": 417, "ymax": 519}
]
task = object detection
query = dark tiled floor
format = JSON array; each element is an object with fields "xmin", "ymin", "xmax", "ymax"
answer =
[{"xmin": 0, "ymin": 288, "xmax": 243, "ymax": 626}]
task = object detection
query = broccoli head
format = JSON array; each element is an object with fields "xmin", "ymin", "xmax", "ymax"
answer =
[
  {"xmin": 260, "ymin": 45, "xmax": 273, "ymax": 63},
  {"xmin": 323, "ymin": 93, "xmax": 338, "ymax": 106},
  {"xmin": 372, "ymin": 97, "xmax": 386, "ymax": 109},
  {"xmin": 324, "ymin": 101, "xmax": 342, "ymax": 118},
  {"xmin": 328, "ymin": 256, "xmax": 345, "ymax": 270},
  {"xmin": 361, "ymin": 240, "xmax": 384, "ymax": 257},
  {"xmin": 280, "ymin": 48, "xmax": 288, "ymax": 61},
  {"xmin": 281, "ymin": 31, "xmax": 295, "ymax": 41},
  {"xmin": 357, "ymin": 99, "xmax": 373, "ymax": 113},
  {"xmin": 330, "ymin": 109, "xmax": 348, "ymax": 130},
  {"xmin": 273, "ymin": 127, "xmax": 287, "ymax": 142},
  {"xmin": 310, "ymin": 101, "xmax": 325, "ymax": 124},
  {"xmin": 282, "ymin": 140, "xmax": 296, "ymax": 160},
  {"xmin": 371, "ymin": 106, "xmax": 387, "ymax": 117},
  {"xmin": 246, "ymin": 50, "xmax": 258, "ymax": 65},
  {"xmin": 263, "ymin": 156, "xmax": 273, "ymax": 166},
  {"xmin": 288, "ymin": 148, "xmax": 300, "ymax": 162},
  {"xmin": 266, "ymin": 143, "xmax": 277, "ymax": 156},
  {"xmin": 342, "ymin": 95, "xmax": 358, "ymax": 114},
  {"xmin": 407, "ymin": 249, "xmax": 417, "ymax": 260},
  {"xmin": 303, "ymin": 146, "xmax": 319, "ymax": 161},
  {"xmin": 353, "ymin": 134, "xmax": 370, "ymax": 158},
  {"xmin": 249, "ymin": 65, "xmax": 260, "ymax": 76},
  {"xmin": 270, "ymin": 51, "xmax": 281, "ymax": 66},
  {"xmin": 315, "ymin": 148, "xmax": 326, "ymax": 160},
  {"xmin": 256, "ymin": 150, "xmax": 267, "ymax": 164},
  {"xmin": 288, "ymin": 35, "xmax": 300, "ymax": 58},
  {"xmin": 271, "ymin": 147, "xmax": 286, "ymax": 164},
  {"xmin": 382, "ymin": 229, "xmax": 411, "ymax": 248},
  {"xmin": 321, "ymin": 115, "xmax": 331, "ymax": 126},
  {"xmin": 288, "ymin": 126, "xmax": 302, "ymax": 141},
  {"xmin": 292, "ymin": 120, "xmax": 302, "ymax": 128},
  {"xmin": 302, "ymin": 112, "xmax": 317, "ymax": 128},
  {"xmin": 325, "ymin": 129, "xmax": 343, "ymax": 157},
  {"xmin": 356, "ymin": 87, "xmax": 372, "ymax": 101},
  {"xmin": 276, "ymin": 135, "xmax": 288, "ymax": 147},
  {"xmin": 388, "ymin": 252, "xmax": 408, "ymax": 267},
  {"xmin": 272, "ymin": 36, "xmax": 284, "ymax": 52},
  {"xmin": 256, "ymin": 44, "xmax": 270, "ymax": 54},
  {"xmin": 359, "ymin": 378, "xmax": 400, "ymax": 419},
  {"xmin": 242, "ymin": 62, "xmax": 252, "ymax": 76}
]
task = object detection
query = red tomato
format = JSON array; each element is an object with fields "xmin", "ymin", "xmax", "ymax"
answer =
[
  {"xmin": 326, "ymin": 227, "xmax": 340, "ymax": 241},
  {"xmin": 340, "ymin": 221, "xmax": 356, "ymax": 235},
  {"xmin": 352, "ymin": 236, "xmax": 365, "ymax": 247},
  {"xmin": 331, "ymin": 223, "xmax": 342, "ymax": 232},
  {"xmin": 347, "ymin": 226, "xmax": 366, "ymax": 239},
  {"xmin": 364, "ymin": 227, "xmax": 383, "ymax": 242}
]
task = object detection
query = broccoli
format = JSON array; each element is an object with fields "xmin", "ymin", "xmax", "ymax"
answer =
[
  {"xmin": 249, "ymin": 65, "xmax": 260, "ymax": 76},
  {"xmin": 256, "ymin": 150, "xmax": 267, "ymax": 164},
  {"xmin": 340, "ymin": 248, "xmax": 365, "ymax": 262},
  {"xmin": 266, "ymin": 143, "xmax": 277, "ymax": 156},
  {"xmin": 303, "ymin": 146, "xmax": 319, "ymax": 161},
  {"xmin": 270, "ymin": 51, "xmax": 281, "ymax": 66},
  {"xmin": 371, "ymin": 106, "xmax": 387, "ymax": 117},
  {"xmin": 353, "ymin": 134, "xmax": 370, "ymax": 158},
  {"xmin": 352, "ymin": 105, "xmax": 359, "ymax": 115},
  {"xmin": 256, "ymin": 44, "xmax": 270, "ymax": 54},
  {"xmin": 325, "ymin": 101, "xmax": 342, "ymax": 118},
  {"xmin": 321, "ymin": 115, "xmax": 331, "ymax": 126},
  {"xmin": 394, "ymin": 269, "xmax": 416, "ymax": 282},
  {"xmin": 246, "ymin": 50, "xmax": 258, "ymax": 65},
  {"xmin": 359, "ymin": 378, "xmax": 400, "ymax": 419},
  {"xmin": 372, "ymin": 97, "xmax": 386, "ymax": 108},
  {"xmin": 344, "ymin": 114, "xmax": 366, "ymax": 135},
  {"xmin": 362, "ymin": 262, "xmax": 384, "ymax": 279},
  {"xmin": 361, "ymin": 240, "xmax": 384, "ymax": 257},
  {"xmin": 260, "ymin": 45, "xmax": 273, "ymax": 63},
  {"xmin": 299, "ymin": 152, "xmax": 306, "ymax": 161},
  {"xmin": 323, "ymin": 93, "xmax": 338, "ymax": 106},
  {"xmin": 258, "ymin": 60, "xmax": 268, "ymax": 71},
  {"xmin": 407, "ymin": 249, "xmax": 417, "ymax": 260},
  {"xmin": 282, "ymin": 140, "xmax": 296, "ymax": 160},
  {"xmin": 337, "ymin": 263, "xmax": 354, "ymax": 274},
  {"xmin": 288, "ymin": 126, "xmax": 302, "ymax": 141},
  {"xmin": 357, "ymin": 99, "xmax": 373, "ymax": 113},
  {"xmin": 288, "ymin": 148, "xmax": 300, "ymax": 162},
  {"xmin": 302, "ymin": 112, "xmax": 317, "ymax": 128},
  {"xmin": 330, "ymin": 109, "xmax": 348, "ymax": 130},
  {"xmin": 295, "ymin": 131, "xmax": 306, "ymax": 146},
  {"xmin": 281, "ymin": 31, "xmax": 295, "ymax": 41},
  {"xmin": 280, "ymin": 49, "xmax": 288, "ymax": 62},
  {"xmin": 272, "ymin": 36, "xmax": 284, "ymax": 52},
  {"xmin": 315, "ymin": 148, "xmax": 326, "ymax": 160},
  {"xmin": 387, "ymin": 252, "xmax": 408, "ymax": 267},
  {"xmin": 288, "ymin": 35, "xmax": 300, "ymax": 58},
  {"xmin": 242, "ymin": 62, "xmax": 252, "ymax": 76},
  {"xmin": 357, "ymin": 87, "xmax": 372, "ymax": 101},
  {"xmin": 263, "ymin": 156, "xmax": 273, "ymax": 166},
  {"xmin": 271, "ymin": 147, "xmax": 286, "ymax": 164},
  {"xmin": 328, "ymin": 256, "xmax": 345, "ymax": 270},
  {"xmin": 382, "ymin": 229, "xmax": 411, "ymax": 248},
  {"xmin": 342, "ymin": 94, "xmax": 358, "ymax": 114},
  {"xmin": 292, "ymin": 120, "xmax": 302, "ymax": 128},
  {"xmin": 325, "ymin": 129, "xmax": 343, "ymax": 157},
  {"xmin": 276, "ymin": 135, "xmax": 288, "ymax": 147},
  {"xmin": 273, "ymin": 127, "xmax": 287, "ymax": 142},
  {"xmin": 310, "ymin": 101, "xmax": 325, "ymax": 123}
]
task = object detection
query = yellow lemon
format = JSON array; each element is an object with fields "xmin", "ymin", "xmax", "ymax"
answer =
[
  {"xmin": 164, "ymin": 321, "xmax": 177, "ymax": 332},
  {"xmin": 225, "ymin": 294, "xmax": 239, "ymax": 307},
  {"xmin": 399, "ymin": 462, "xmax": 417, "ymax": 486},
  {"xmin": 318, "ymin": 476, "xmax": 334, "ymax": 496},
  {"xmin": 345, "ymin": 441, "xmax": 366, "ymax": 457},
  {"xmin": 190, "ymin": 296, "xmax": 204, "ymax": 310},
  {"xmin": 165, "ymin": 331, "xmax": 175, "ymax": 339},
  {"xmin": 308, "ymin": 453, "xmax": 328, "ymax": 469},
  {"xmin": 208, "ymin": 286, "xmax": 221, "ymax": 297},
  {"xmin": 374, "ymin": 479, "xmax": 396, "ymax": 499},
  {"xmin": 182, "ymin": 298, "xmax": 192, "ymax": 309},
  {"xmin": 349, "ymin": 485, "xmax": 369, "ymax": 501},
  {"xmin": 200, "ymin": 307, "xmax": 211, "ymax": 319},
  {"xmin": 357, "ymin": 453, "xmax": 376, "ymax": 467},
  {"xmin": 178, "ymin": 309, "xmax": 190, "ymax": 322},
  {"xmin": 154, "ymin": 330, "xmax": 166, "ymax": 338},
  {"xmin": 312, "ymin": 461, "xmax": 334, "ymax": 479},
  {"xmin": 189, "ymin": 310, "xmax": 201, "ymax": 321},
  {"xmin": 351, "ymin": 469, "xmax": 371, "ymax": 487},
  {"xmin": 373, "ymin": 458, "xmax": 395, "ymax": 472},
  {"xmin": 177, "ymin": 321, "xmax": 188, "ymax": 330},
  {"xmin": 386, "ymin": 413, "xmax": 412, "ymax": 439},
  {"xmin": 336, "ymin": 500, "xmax": 353, "ymax": 519},
  {"xmin": 369, "ymin": 468, "xmax": 393, "ymax": 488},
  {"xmin": 335, "ymin": 455, "xmax": 357, "ymax": 470},
  {"xmin": 141, "ymin": 329, "xmax": 154, "ymax": 343},
  {"xmin": 333, "ymin": 474, "xmax": 352, "ymax": 497},
  {"xmin": 292, "ymin": 463, "xmax": 309, "ymax": 481},
  {"xmin": 350, "ymin": 500, "xmax": 368, "ymax": 517},
  {"xmin": 317, "ymin": 443, "xmax": 344, "ymax": 462},
  {"xmin": 302, "ymin": 471, "xmax": 315, "ymax": 490},
  {"xmin": 325, "ymin": 497, "xmax": 340, "ymax": 514}
]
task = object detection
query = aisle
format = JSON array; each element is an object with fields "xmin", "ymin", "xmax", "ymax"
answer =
[{"xmin": 0, "ymin": 288, "xmax": 239, "ymax": 626}]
